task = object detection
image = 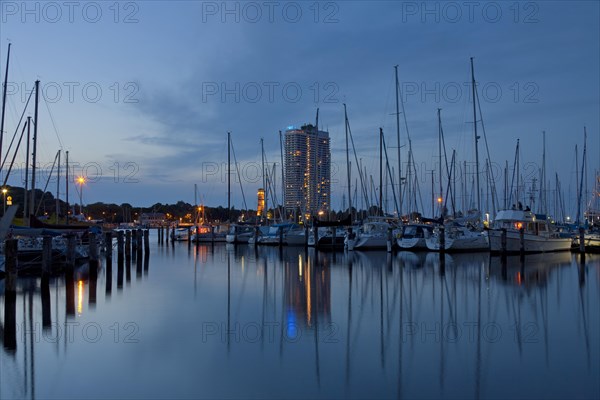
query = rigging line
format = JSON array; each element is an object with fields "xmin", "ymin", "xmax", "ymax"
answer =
[
  {"xmin": 0, "ymin": 86, "xmax": 34, "ymax": 175},
  {"xmin": 230, "ymin": 140, "xmax": 248, "ymax": 212},
  {"xmin": 43, "ymin": 92, "xmax": 64, "ymax": 149},
  {"xmin": 1, "ymin": 119, "xmax": 27, "ymax": 187},
  {"xmin": 508, "ymin": 140, "xmax": 519, "ymax": 207},
  {"xmin": 35, "ymin": 150, "xmax": 60, "ymax": 215},
  {"xmin": 381, "ymin": 132, "xmax": 399, "ymax": 214}
]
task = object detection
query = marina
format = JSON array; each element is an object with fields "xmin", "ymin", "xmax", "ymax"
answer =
[
  {"xmin": 0, "ymin": 235, "xmax": 598, "ymax": 399},
  {"xmin": 1, "ymin": 2, "xmax": 599, "ymax": 398}
]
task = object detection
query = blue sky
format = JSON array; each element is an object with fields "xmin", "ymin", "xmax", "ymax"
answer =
[{"xmin": 1, "ymin": 1, "xmax": 599, "ymax": 217}]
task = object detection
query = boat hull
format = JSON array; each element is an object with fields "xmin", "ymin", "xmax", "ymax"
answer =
[
  {"xmin": 488, "ymin": 230, "xmax": 572, "ymax": 253},
  {"xmin": 225, "ymin": 233, "xmax": 251, "ymax": 244},
  {"xmin": 398, "ymin": 237, "xmax": 427, "ymax": 250},
  {"xmin": 426, "ymin": 232, "xmax": 489, "ymax": 252}
]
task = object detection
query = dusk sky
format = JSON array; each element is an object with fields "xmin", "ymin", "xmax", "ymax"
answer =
[{"xmin": 1, "ymin": 1, "xmax": 598, "ymax": 217}]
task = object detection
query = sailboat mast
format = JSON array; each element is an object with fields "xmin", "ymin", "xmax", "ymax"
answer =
[
  {"xmin": 576, "ymin": 128, "xmax": 587, "ymax": 225},
  {"xmin": 65, "ymin": 150, "xmax": 69, "ymax": 225},
  {"xmin": 516, "ymin": 139, "xmax": 520, "ymax": 205},
  {"xmin": 314, "ymin": 108, "xmax": 319, "ymax": 216},
  {"xmin": 29, "ymin": 80, "xmax": 40, "ymax": 218},
  {"xmin": 56, "ymin": 150, "xmax": 61, "ymax": 220},
  {"xmin": 23, "ymin": 116, "xmax": 31, "ymax": 224},
  {"xmin": 541, "ymin": 131, "xmax": 546, "ymax": 213},
  {"xmin": 379, "ymin": 128, "xmax": 383, "ymax": 216},
  {"xmin": 394, "ymin": 65, "xmax": 402, "ymax": 218},
  {"xmin": 437, "ymin": 108, "xmax": 443, "ymax": 214},
  {"xmin": 470, "ymin": 58, "xmax": 481, "ymax": 212},
  {"xmin": 194, "ymin": 183, "xmax": 198, "ymax": 223},
  {"xmin": 344, "ymin": 104, "xmax": 352, "ymax": 219},
  {"xmin": 279, "ymin": 130, "xmax": 285, "ymax": 220},
  {"xmin": 261, "ymin": 138, "xmax": 266, "ymax": 221},
  {"xmin": 431, "ymin": 170, "xmax": 434, "ymax": 217},
  {"xmin": 227, "ymin": 131, "xmax": 231, "ymax": 221},
  {"xmin": 0, "ymin": 43, "xmax": 11, "ymax": 168}
]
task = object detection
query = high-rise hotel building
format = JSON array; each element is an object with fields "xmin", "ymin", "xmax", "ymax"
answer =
[{"xmin": 284, "ymin": 124, "xmax": 331, "ymax": 217}]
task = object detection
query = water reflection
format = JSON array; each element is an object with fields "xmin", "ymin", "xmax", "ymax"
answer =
[{"xmin": 1, "ymin": 238, "xmax": 598, "ymax": 399}]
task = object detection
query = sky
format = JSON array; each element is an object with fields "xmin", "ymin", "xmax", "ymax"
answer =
[{"xmin": 0, "ymin": 0, "xmax": 599, "ymax": 218}]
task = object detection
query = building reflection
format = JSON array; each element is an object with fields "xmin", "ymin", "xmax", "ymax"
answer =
[{"xmin": 283, "ymin": 249, "xmax": 331, "ymax": 330}]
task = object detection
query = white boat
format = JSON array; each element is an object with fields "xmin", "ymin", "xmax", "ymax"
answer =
[
  {"xmin": 171, "ymin": 227, "xmax": 192, "ymax": 241},
  {"xmin": 397, "ymin": 224, "xmax": 434, "ymax": 250},
  {"xmin": 307, "ymin": 227, "xmax": 346, "ymax": 248},
  {"xmin": 191, "ymin": 224, "xmax": 228, "ymax": 242},
  {"xmin": 426, "ymin": 223, "xmax": 489, "ymax": 252},
  {"xmin": 346, "ymin": 220, "xmax": 399, "ymax": 251},
  {"xmin": 488, "ymin": 209, "xmax": 572, "ymax": 253},
  {"xmin": 225, "ymin": 224, "xmax": 255, "ymax": 244},
  {"xmin": 572, "ymin": 231, "xmax": 600, "ymax": 253},
  {"xmin": 256, "ymin": 223, "xmax": 299, "ymax": 246}
]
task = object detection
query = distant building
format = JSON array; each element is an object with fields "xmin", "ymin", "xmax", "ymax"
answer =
[
  {"xmin": 284, "ymin": 124, "xmax": 331, "ymax": 218},
  {"xmin": 257, "ymin": 188, "xmax": 265, "ymax": 217},
  {"xmin": 140, "ymin": 212, "xmax": 166, "ymax": 227}
]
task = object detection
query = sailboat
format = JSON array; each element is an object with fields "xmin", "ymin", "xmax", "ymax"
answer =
[{"xmin": 425, "ymin": 102, "xmax": 488, "ymax": 252}]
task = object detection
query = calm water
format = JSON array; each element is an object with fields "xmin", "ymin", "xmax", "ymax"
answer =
[{"xmin": 1, "ymin": 232, "xmax": 599, "ymax": 399}]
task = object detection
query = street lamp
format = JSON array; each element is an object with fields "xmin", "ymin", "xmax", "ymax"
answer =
[
  {"xmin": 77, "ymin": 176, "xmax": 85, "ymax": 216},
  {"xmin": 2, "ymin": 188, "xmax": 7, "ymax": 214}
]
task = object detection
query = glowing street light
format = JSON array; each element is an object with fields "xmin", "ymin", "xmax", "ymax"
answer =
[
  {"xmin": 2, "ymin": 187, "xmax": 7, "ymax": 214},
  {"xmin": 77, "ymin": 176, "xmax": 85, "ymax": 216}
]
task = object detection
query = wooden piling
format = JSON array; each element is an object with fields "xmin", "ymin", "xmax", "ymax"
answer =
[
  {"xmin": 66, "ymin": 234, "xmax": 77, "ymax": 267},
  {"xmin": 117, "ymin": 253, "xmax": 124, "ymax": 290},
  {"xmin": 579, "ymin": 227, "xmax": 585, "ymax": 254},
  {"xmin": 89, "ymin": 233, "xmax": 98, "ymax": 262},
  {"xmin": 144, "ymin": 229, "xmax": 150, "ymax": 254},
  {"xmin": 144, "ymin": 252, "xmax": 149, "ymax": 274},
  {"xmin": 158, "ymin": 226, "xmax": 161, "ymax": 244},
  {"xmin": 211, "ymin": 225, "xmax": 215, "ymax": 244},
  {"xmin": 42, "ymin": 235, "xmax": 53, "ymax": 275},
  {"xmin": 106, "ymin": 253, "xmax": 113, "ymax": 296},
  {"xmin": 132, "ymin": 229, "xmax": 138, "ymax": 253},
  {"xmin": 117, "ymin": 230, "xmax": 124, "ymax": 261},
  {"xmin": 125, "ymin": 230, "xmax": 132, "ymax": 259},
  {"xmin": 137, "ymin": 229, "xmax": 143, "ymax": 256},
  {"xmin": 188, "ymin": 227, "xmax": 192, "ymax": 249},
  {"xmin": 314, "ymin": 225, "xmax": 320, "ymax": 250},
  {"xmin": 386, "ymin": 227, "xmax": 393, "ymax": 253},
  {"xmin": 105, "ymin": 232, "xmax": 113, "ymax": 259},
  {"xmin": 439, "ymin": 226, "xmax": 446, "ymax": 253},
  {"xmin": 4, "ymin": 239, "xmax": 18, "ymax": 293}
]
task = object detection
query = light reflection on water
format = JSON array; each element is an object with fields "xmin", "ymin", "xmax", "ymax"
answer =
[{"xmin": 1, "ymin": 236, "xmax": 599, "ymax": 399}]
